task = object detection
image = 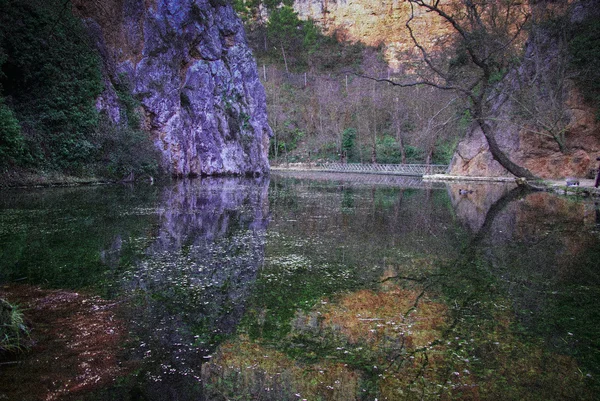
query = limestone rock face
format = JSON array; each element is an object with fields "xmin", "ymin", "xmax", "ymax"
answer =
[
  {"xmin": 74, "ymin": 0, "xmax": 271, "ymax": 176},
  {"xmin": 293, "ymin": 0, "xmax": 452, "ymax": 70},
  {"xmin": 448, "ymin": 0, "xmax": 600, "ymax": 179},
  {"xmin": 448, "ymin": 93, "xmax": 600, "ymax": 179}
]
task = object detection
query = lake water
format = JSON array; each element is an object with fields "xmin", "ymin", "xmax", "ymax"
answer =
[{"xmin": 1, "ymin": 172, "xmax": 599, "ymax": 400}]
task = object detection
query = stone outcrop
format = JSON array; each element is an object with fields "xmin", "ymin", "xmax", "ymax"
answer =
[
  {"xmin": 292, "ymin": 0, "xmax": 453, "ymax": 70},
  {"xmin": 73, "ymin": 0, "xmax": 271, "ymax": 177},
  {"xmin": 449, "ymin": 88, "xmax": 600, "ymax": 179},
  {"xmin": 448, "ymin": 0, "xmax": 600, "ymax": 179},
  {"xmin": 294, "ymin": 0, "xmax": 599, "ymax": 179}
]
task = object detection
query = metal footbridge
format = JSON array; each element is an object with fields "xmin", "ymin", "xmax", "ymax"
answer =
[
  {"xmin": 272, "ymin": 162, "xmax": 449, "ymax": 177},
  {"xmin": 316, "ymin": 163, "xmax": 448, "ymax": 176}
]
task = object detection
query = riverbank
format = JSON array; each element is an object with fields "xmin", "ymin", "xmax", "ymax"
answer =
[
  {"xmin": 0, "ymin": 169, "xmax": 114, "ymax": 189},
  {"xmin": 424, "ymin": 174, "xmax": 600, "ymax": 197},
  {"xmin": 271, "ymin": 165, "xmax": 600, "ymax": 198}
]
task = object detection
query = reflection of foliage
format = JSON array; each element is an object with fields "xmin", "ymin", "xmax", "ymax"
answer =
[
  {"xmin": 203, "ymin": 178, "xmax": 599, "ymax": 399},
  {"xmin": 243, "ymin": 240, "xmax": 365, "ymax": 342},
  {"xmin": 433, "ymin": 255, "xmax": 596, "ymax": 399},
  {"xmin": 0, "ymin": 185, "xmax": 160, "ymax": 289}
]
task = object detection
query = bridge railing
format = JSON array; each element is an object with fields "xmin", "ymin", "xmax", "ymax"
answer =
[{"xmin": 315, "ymin": 163, "xmax": 448, "ymax": 176}]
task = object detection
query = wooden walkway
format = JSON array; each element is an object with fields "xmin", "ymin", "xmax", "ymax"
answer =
[{"xmin": 272, "ymin": 162, "xmax": 449, "ymax": 177}]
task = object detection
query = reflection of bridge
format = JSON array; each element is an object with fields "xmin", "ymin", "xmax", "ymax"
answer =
[
  {"xmin": 273, "ymin": 163, "xmax": 448, "ymax": 176},
  {"xmin": 271, "ymin": 170, "xmax": 447, "ymax": 189}
]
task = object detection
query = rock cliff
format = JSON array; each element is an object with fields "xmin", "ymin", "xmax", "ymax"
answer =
[
  {"xmin": 73, "ymin": 0, "xmax": 271, "ymax": 177},
  {"xmin": 293, "ymin": 0, "xmax": 452, "ymax": 70},
  {"xmin": 448, "ymin": 0, "xmax": 600, "ymax": 179},
  {"xmin": 293, "ymin": 0, "xmax": 599, "ymax": 179}
]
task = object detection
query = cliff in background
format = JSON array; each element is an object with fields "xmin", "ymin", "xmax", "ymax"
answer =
[
  {"xmin": 74, "ymin": 0, "xmax": 271, "ymax": 177},
  {"xmin": 448, "ymin": 0, "xmax": 600, "ymax": 179},
  {"xmin": 290, "ymin": 0, "xmax": 599, "ymax": 179},
  {"xmin": 293, "ymin": 0, "xmax": 452, "ymax": 71}
]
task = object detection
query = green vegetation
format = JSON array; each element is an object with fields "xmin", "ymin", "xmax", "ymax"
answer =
[
  {"xmin": 238, "ymin": 1, "xmax": 463, "ymax": 165},
  {"xmin": 0, "ymin": 298, "xmax": 29, "ymax": 354},
  {"xmin": 235, "ymin": 1, "xmax": 364, "ymax": 72},
  {"xmin": 0, "ymin": 99, "xmax": 25, "ymax": 169},
  {"xmin": 341, "ymin": 127, "xmax": 356, "ymax": 161},
  {"xmin": 0, "ymin": 0, "xmax": 159, "ymax": 181}
]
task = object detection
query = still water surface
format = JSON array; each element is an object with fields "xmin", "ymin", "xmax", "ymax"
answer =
[{"xmin": 1, "ymin": 172, "xmax": 599, "ymax": 400}]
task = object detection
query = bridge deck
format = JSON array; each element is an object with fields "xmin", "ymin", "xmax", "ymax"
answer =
[{"xmin": 273, "ymin": 163, "xmax": 449, "ymax": 177}]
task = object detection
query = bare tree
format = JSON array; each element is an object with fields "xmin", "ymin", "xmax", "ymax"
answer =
[
  {"xmin": 509, "ymin": 14, "xmax": 572, "ymax": 153},
  {"xmin": 410, "ymin": 86, "xmax": 459, "ymax": 164},
  {"xmin": 350, "ymin": 0, "xmax": 537, "ymax": 179}
]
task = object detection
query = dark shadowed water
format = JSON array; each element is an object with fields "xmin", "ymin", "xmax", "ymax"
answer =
[{"xmin": 1, "ymin": 172, "xmax": 599, "ymax": 400}]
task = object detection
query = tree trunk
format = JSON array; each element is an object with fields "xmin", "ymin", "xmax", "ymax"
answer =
[
  {"xmin": 478, "ymin": 119, "xmax": 537, "ymax": 179},
  {"xmin": 397, "ymin": 126, "xmax": 406, "ymax": 164},
  {"xmin": 280, "ymin": 42, "xmax": 289, "ymax": 74}
]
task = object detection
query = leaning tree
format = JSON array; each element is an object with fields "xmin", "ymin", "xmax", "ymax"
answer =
[{"xmin": 354, "ymin": 0, "xmax": 538, "ymax": 179}]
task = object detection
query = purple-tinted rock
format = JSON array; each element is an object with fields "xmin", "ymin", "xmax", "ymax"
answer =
[{"xmin": 75, "ymin": 0, "xmax": 271, "ymax": 176}]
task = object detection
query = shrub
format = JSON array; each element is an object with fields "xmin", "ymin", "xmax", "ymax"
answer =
[
  {"xmin": 341, "ymin": 128, "xmax": 357, "ymax": 162},
  {"xmin": 0, "ymin": 99, "xmax": 25, "ymax": 168},
  {"xmin": 94, "ymin": 115, "xmax": 160, "ymax": 179},
  {"xmin": 0, "ymin": 0, "xmax": 102, "ymax": 171},
  {"xmin": 0, "ymin": 299, "xmax": 29, "ymax": 354}
]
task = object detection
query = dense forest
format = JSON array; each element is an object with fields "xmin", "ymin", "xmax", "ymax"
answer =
[{"xmin": 0, "ymin": 0, "xmax": 158, "ymax": 183}]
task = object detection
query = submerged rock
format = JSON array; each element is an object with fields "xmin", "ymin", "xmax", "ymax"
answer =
[{"xmin": 74, "ymin": 0, "xmax": 271, "ymax": 176}]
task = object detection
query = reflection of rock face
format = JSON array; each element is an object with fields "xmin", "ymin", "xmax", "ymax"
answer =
[
  {"xmin": 151, "ymin": 177, "xmax": 270, "ymax": 251},
  {"xmin": 73, "ymin": 0, "xmax": 271, "ymax": 176},
  {"xmin": 122, "ymin": 177, "xmax": 269, "ymax": 399},
  {"xmin": 447, "ymin": 182, "xmax": 517, "ymax": 232},
  {"xmin": 473, "ymin": 191, "xmax": 599, "ymax": 347}
]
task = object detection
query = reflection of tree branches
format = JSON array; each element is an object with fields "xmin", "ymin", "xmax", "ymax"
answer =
[
  {"xmin": 469, "ymin": 186, "xmax": 529, "ymax": 249},
  {"xmin": 381, "ymin": 186, "xmax": 532, "ymax": 381}
]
